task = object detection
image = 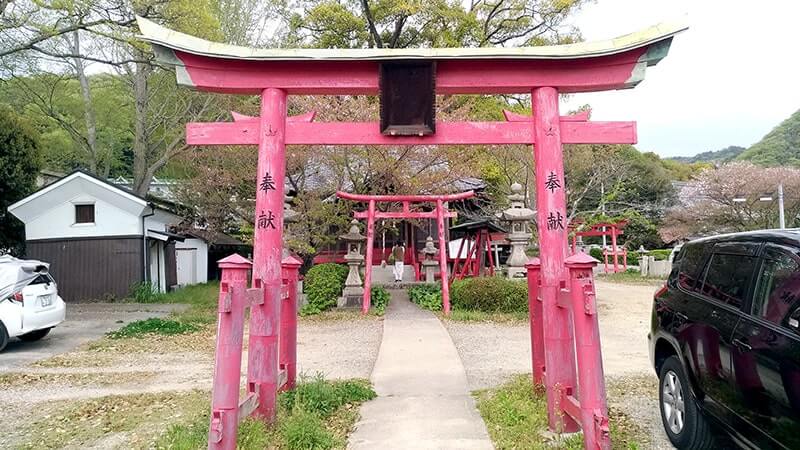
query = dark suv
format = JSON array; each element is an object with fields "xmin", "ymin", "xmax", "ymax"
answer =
[{"xmin": 649, "ymin": 230, "xmax": 800, "ymax": 449}]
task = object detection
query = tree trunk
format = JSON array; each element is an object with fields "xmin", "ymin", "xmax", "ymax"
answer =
[
  {"xmin": 132, "ymin": 58, "xmax": 150, "ymax": 197},
  {"xmin": 71, "ymin": 31, "xmax": 98, "ymax": 174}
]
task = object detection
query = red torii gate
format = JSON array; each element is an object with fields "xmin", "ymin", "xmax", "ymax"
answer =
[
  {"xmin": 571, "ymin": 220, "xmax": 630, "ymax": 273},
  {"xmin": 336, "ymin": 191, "xmax": 474, "ymax": 314},
  {"xmin": 137, "ymin": 16, "xmax": 684, "ymax": 450}
]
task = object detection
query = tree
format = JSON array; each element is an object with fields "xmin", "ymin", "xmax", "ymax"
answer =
[
  {"xmin": 0, "ymin": 106, "xmax": 41, "ymax": 255},
  {"xmin": 2, "ymin": 0, "xmax": 226, "ymax": 195},
  {"xmin": 285, "ymin": 0, "xmax": 586, "ymax": 49},
  {"xmin": 660, "ymin": 162, "xmax": 800, "ymax": 242}
]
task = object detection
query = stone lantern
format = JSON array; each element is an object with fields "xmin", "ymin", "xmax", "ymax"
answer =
[
  {"xmin": 500, "ymin": 183, "xmax": 535, "ymax": 278},
  {"xmin": 420, "ymin": 236, "xmax": 439, "ymax": 283},
  {"xmin": 283, "ymin": 194, "xmax": 298, "ymax": 258},
  {"xmin": 338, "ymin": 219, "xmax": 366, "ymax": 307}
]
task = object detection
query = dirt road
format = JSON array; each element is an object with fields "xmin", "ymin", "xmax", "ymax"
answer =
[{"xmin": 0, "ymin": 303, "xmax": 184, "ymax": 372}]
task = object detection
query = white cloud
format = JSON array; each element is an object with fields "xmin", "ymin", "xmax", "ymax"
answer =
[{"xmin": 562, "ymin": 0, "xmax": 800, "ymax": 157}]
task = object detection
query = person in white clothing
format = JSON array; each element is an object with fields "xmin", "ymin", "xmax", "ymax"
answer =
[{"xmin": 391, "ymin": 241, "xmax": 405, "ymax": 282}]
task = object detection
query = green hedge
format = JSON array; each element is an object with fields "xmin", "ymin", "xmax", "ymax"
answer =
[
  {"xmin": 589, "ymin": 247, "xmax": 603, "ymax": 261},
  {"xmin": 451, "ymin": 277, "xmax": 528, "ymax": 313},
  {"xmin": 410, "ymin": 278, "xmax": 529, "ymax": 313},
  {"xmin": 408, "ymin": 283, "xmax": 442, "ymax": 311},
  {"xmin": 301, "ymin": 263, "xmax": 348, "ymax": 315}
]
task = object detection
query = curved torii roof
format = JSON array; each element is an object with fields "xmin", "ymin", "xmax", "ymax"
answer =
[{"xmin": 136, "ymin": 16, "xmax": 687, "ymax": 95}]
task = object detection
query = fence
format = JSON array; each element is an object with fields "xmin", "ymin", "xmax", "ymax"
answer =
[
  {"xmin": 639, "ymin": 255, "xmax": 672, "ymax": 278},
  {"xmin": 527, "ymin": 254, "xmax": 610, "ymax": 449},
  {"xmin": 208, "ymin": 253, "xmax": 302, "ymax": 450}
]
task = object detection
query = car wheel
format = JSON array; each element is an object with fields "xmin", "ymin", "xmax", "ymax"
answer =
[
  {"xmin": 0, "ymin": 321, "xmax": 8, "ymax": 352},
  {"xmin": 659, "ymin": 355, "xmax": 715, "ymax": 449},
  {"xmin": 18, "ymin": 327, "xmax": 51, "ymax": 342}
]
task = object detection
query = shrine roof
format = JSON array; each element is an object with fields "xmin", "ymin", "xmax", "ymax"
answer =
[{"xmin": 137, "ymin": 16, "xmax": 686, "ymax": 63}]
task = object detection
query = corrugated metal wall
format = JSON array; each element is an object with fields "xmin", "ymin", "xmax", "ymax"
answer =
[{"xmin": 26, "ymin": 237, "xmax": 143, "ymax": 301}]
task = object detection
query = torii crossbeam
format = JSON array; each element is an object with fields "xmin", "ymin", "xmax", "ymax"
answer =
[{"xmin": 137, "ymin": 15, "xmax": 686, "ymax": 450}]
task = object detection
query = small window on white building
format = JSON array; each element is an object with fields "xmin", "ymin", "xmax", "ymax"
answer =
[{"xmin": 75, "ymin": 204, "xmax": 95, "ymax": 224}]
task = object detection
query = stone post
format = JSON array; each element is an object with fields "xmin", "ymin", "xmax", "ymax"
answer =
[{"xmin": 501, "ymin": 183, "xmax": 535, "ymax": 278}]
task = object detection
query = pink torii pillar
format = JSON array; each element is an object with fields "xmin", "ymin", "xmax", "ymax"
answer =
[
  {"xmin": 248, "ymin": 88, "xmax": 287, "ymax": 422},
  {"xmin": 532, "ymin": 87, "xmax": 579, "ymax": 432}
]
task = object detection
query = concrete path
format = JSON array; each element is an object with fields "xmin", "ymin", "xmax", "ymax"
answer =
[{"xmin": 349, "ymin": 291, "xmax": 494, "ymax": 450}]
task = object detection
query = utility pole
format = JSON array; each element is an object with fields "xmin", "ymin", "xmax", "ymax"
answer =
[
  {"xmin": 779, "ymin": 183, "xmax": 786, "ymax": 229},
  {"xmin": 601, "ymin": 182, "xmax": 607, "ymax": 249}
]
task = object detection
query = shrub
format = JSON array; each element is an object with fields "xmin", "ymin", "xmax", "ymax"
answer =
[
  {"xmin": 301, "ymin": 263, "xmax": 348, "ymax": 315},
  {"xmin": 107, "ymin": 318, "xmax": 199, "ymax": 339},
  {"xmin": 648, "ymin": 249, "xmax": 673, "ymax": 261},
  {"xmin": 626, "ymin": 251, "xmax": 640, "ymax": 266},
  {"xmin": 450, "ymin": 277, "xmax": 528, "ymax": 313},
  {"xmin": 408, "ymin": 283, "xmax": 442, "ymax": 311},
  {"xmin": 589, "ymin": 247, "xmax": 604, "ymax": 261},
  {"xmin": 370, "ymin": 286, "xmax": 391, "ymax": 315}
]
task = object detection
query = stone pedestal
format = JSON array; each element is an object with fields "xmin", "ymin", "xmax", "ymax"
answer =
[
  {"xmin": 506, "ymin": 231, "xmax": 530, "ymax": 278},
  {"xmin": 422, "ymin": 260, "xmax": 438, "ymax": 283},
  {"xmin": 338, "ymin": 252, "xmax": 364, "ymax": 308},
  {"xmin": 337, "ymin": 218, "xmax": 367, "ymax": 308}
]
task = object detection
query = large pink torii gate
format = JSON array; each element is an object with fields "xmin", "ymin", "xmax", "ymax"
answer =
[
  {"xmin": 336, "ymin": 191, "xmax": 475, "ymax": 315},
  {"xmin": 137, "ymin": 16, "xmax": 684, "ymax": 450}
]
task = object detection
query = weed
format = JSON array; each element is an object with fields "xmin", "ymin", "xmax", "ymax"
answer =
[
  {"xmin": 446, "ymin": 309, "xmax": 528, "ymax": 323},
  {"xmin": 130, "ymin": 281, "xmax": 165, "ymax": 303},
  {"xmin": 155, "ymin": 376, "xmax": 375, "ymax": 450},
  {"xmin": 474, "ymin": 374, "xmax": 645, "ymax": 449},
  {"xmin": 281, "ymin": 375, "xmax": 376, "ymax": 418},
  {"xmin": 370, "ymin": 286, "xmax": 391, "ymax": 315},
  {"xmin": 107, "ymin": 318, "xmax": 199, "ymax": 339},
  {"xmin": 280, "ymin": 408, "xmax": 337, "ymax": 449}
]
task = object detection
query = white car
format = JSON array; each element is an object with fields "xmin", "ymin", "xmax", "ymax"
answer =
[{"xmin": 0, "ymin": 255, "xmax": 66, "ymax": 352}]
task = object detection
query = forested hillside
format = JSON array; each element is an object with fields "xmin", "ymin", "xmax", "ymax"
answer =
[
  {"xmin": 669, "ymin": 145, "xmax": 744, "ymax": 164},
  {"xmin": 736, "ymin": 108, "xmax": 800, "ymax": 166}
]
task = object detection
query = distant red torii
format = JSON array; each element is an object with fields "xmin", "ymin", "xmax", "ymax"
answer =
[{"xmin": 336, "ymin": 190, "xmax": 476, "ymax": 314}]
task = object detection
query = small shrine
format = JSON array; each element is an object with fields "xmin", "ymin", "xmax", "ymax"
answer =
[
  {"xmin": 499, "ymin": 183, "xmax": 535, "ymax": 278},
  {"xmin": 338, "ymin": 219, "xmax": 366, "ymax": 308}
]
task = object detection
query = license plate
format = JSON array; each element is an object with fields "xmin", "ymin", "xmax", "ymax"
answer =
[{"xmin": 39, "ymin": 295, "xmax": 52, "ymax": 307}]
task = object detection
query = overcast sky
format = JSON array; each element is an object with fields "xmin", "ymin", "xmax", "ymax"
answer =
[{"xmin": 561, "ymin": 0, "xmax": 800, "ymax": 158}]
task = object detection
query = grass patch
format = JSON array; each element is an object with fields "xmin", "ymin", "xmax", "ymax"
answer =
[
  {"xmin": 18, "ymin": 390, "xmax": 209, "ymax": 450},
  {"xmin": 156, "ymin": 376, "xmax": 376, "ymax": 450},
  {"xmin": 444, "ymin": 309, "xmax": 528, "ymax": 323},
  {"xmin": 474, "ymin": 374, "xmax": 645, "ymax": 449},
  {"xmin": 596, "ymin": 271, "xmax": 666, "ymax": 286},
  {"xmin": 107, "ymin": 318, "xmax": 200, "ymax": 339},
  {"xmin": 100, "ymin": 283, "xmax": 219, "ymax": 343}
]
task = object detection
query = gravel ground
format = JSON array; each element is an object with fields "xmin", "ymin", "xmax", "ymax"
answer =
[
  {"xmin": 297, "ymin": 316, "xmax": 384, "ymax": 380},
  {"xmin": 444, "ymin": 280, "xmax": 674, "ymax": 449},
  {"xmin": 0, "ymin": 308, "xmax": 384, "ymax": 449}
]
